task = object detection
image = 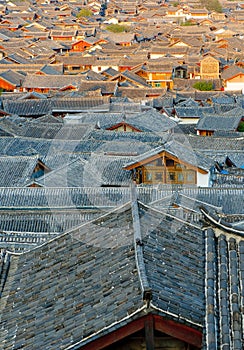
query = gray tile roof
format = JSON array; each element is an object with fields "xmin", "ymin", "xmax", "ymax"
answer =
[
  {"xmin": 2, "ymin": 96, "xmax": 111, "ymax": 116},
  {"xmin": 201, "ymin": 208, "xmax": 244, "ymax": 349},
  {"xmin": 0, "ymin": 70, "xmax": 26, "ymax": 86},
  {"xmin": 31, "ymin": 154, "xmax": 126, "ymax": 192},
  {"xmin": 125, "ymin": 109, "xmax": 177, "ymax": 133},
  {"xmin": 0, "ymin": 155, "xmax": 41, "ymax": 187},
  {"xmin": 3, "ymin": 196, "xmax": 242, "ymax": 349},
  {"xmin": 196, "ymin": 115, "xmax": 242, "ymax": 131},
  {"xmin": 22, "ymin": 74, "xmax": 87, "ymax": 89},
  {"xmin": 0, "ymin": 203, "xmax": 143, "ymax": 349},
  {"xmin": 78, "ymin": 81, "xmax": 118, "ymax": 95},
  {"xmin": 3, "ymin": 99, "xmax": 52, "ymax": 117},
  {"xmin": 221, "ymin": 65, "xmax": 244, "ymax": 80},
  {"xmin": 64, "ymin": 109, "xmax": 176, "ymax": 133},
  {"xmin": 186, "ymin": 134, "xmax": 244, "ymax": 151},
  {"xmin": 0, "ymin": 208, "xmax": 106, "ymax": 253},
  {"xmin": 181, "ymin": 187, "xmax": 244, "ymax": 215},
  {"xmin": 140, "ymin": 202, "xmax": 205, "ymax": 325},
  {"xmin": 87, "ymin": 129, "xmax": 165, "ymax": 144},
  {"xmin": 137, "ymin": 186, "xmax": 244, "ymax": 215},
  {"xmin": 82, "ymin": 153, "xmax": 133, "ymax": 187},
  {"xmin": 0, "ymin": 199, "xmax": 205, "ymax": 349},
  {"xmin": 118, "ymin": 69, "xmax": 149, "ymax": 87},
  {"xmin": 0, "ymin": 187, "xmax": 131, "ymax": 209},
  {"xmin": 213, "ymin": 170, "xmax": 244, "ymax": 187},
  {"xmin": 174, "ymin": 106, "xmax": 215, "ymax": 119}
]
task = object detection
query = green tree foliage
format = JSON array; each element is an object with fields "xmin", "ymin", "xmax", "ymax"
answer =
[
  {"xmin": 76, "ymin": 8, "xmax": 93, "ymax": 18},
  {"xmin": 201, "ymin": 0, "xmax": 222, "ymax": 12},
  {"xmin": 180, "ymin": 20, "xmax": 197, "ymax": 26},
  {"xmin": 237, "ymin": 121, "xmax": 244, "ymax": 132},
  {"xmin": 106, "ymin": 24, "xmax": 130, "ymax": 33},
  {"xmin": 193, "ymin": 81, "xmax": 213, "ymax": 91}
]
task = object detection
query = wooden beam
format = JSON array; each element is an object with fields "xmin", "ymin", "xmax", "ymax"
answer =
[
  {"xmin": 76, "ymin": 314, "xmax": 202, "ymax": 349},
  {"xmin": 78, "ymin": 317, "xmax": 146, "ymax": 350},
  {"xmin": 124, "ymin": 151, "xmax": 166, "ymax": 170},
  {"xmin": 124, "ymin": 150, "xmax": 208, "ymax": 174},
  {"xmin": 154, "ymin": 315, "xmax": 202, "ymax": 348},
  {"xmin": 145, "ymin": 314, "xmax": 154, "ymax": 350}
]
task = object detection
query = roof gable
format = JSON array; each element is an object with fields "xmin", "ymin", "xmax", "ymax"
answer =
[{"xmin": 124, "ymin": 141, "xmax": 211, "ymax": 173}]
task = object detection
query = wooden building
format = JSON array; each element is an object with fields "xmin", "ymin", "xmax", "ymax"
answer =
[{"xmin": 123, "ymin": 142, "xmax": 211, "ymax": 186}]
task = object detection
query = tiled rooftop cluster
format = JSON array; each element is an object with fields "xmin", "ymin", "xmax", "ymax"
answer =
[
  {"xmin": 0, "ymin": 192, "xmax": 243, "ymax": 349},
  {"xmin": 0, "ymin": 0, "xmax": 243, "ymax": 348}
]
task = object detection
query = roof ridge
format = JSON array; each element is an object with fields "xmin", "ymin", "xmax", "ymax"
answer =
[
  {"xmin": 131, "ymin": 183, "xmax": 152, "ymax": 307},
  {"xmin": 204, "ymin": 228, "xmax": 218, "ymax": 348},
  {"xmin": 5, "ymin": 201, "xmax": 132, "ymax": 256}
]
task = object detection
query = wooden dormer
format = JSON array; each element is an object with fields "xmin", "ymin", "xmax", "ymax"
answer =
[
  {"xmin": 31, "ymin": 159, "xmax": 51, "ymax": 179},
  {"xmin": 124, "ymin": 147, "xmax": 209, "ymax": 186},
  {"xmin": 106, "ymin": 122, "xmax": 141, "ymax": 132}
]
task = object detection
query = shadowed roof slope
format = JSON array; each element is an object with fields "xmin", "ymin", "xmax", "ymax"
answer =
[
  {"xmin": 0, "ymin": 203, "xmax": 142, "ymax": 349},
  {"xmin": 0, "ymin": 199, "xmax": 204, "ymax": 349}
]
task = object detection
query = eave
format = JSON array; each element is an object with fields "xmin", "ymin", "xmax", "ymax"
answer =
[
  {"xmin": 106, "ymin": 122, "xmax": 142, "ymax": 132},
  {"xmin": 123, "ymin": 150, "xmax": 208, "ymax": 174},
  {"xmin": 72, "ymin": 314, "xmax": 202, "ymax": 350}
]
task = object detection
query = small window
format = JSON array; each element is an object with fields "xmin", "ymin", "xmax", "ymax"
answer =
[
  {"xmin": 187, "ymin": 171, "xmax": 195, "ymax": 182},
  {"xmin": 146, "ymin": 172, "xmax": 152, "ymax": 181},
  {"xmin": 156, "ymin": 158, "xmax": 163, "ymax": 166},
  {"xmin": 155, "ymin": 172, "xmax": 163, "ymax": 181},
  {"xmin": 166, "ymin": 159, "xmax": 174, "ymax": 167},
  {"xmin": 168, "ymin": 172, "xmax": 175, "ymax": 181},
  {"xmin": 178, "ymin": 173, "xmax": 184, "ymax": 182}
]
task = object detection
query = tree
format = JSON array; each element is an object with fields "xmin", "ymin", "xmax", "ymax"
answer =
[
  {"xmin": 106, "ymin": 24, "xmax": 130, "ymax": 33},
  {"xmin": 201, "ymin": 0, "xmax": 222, "ymax": 12},
  {"xmin": 237, "ymin": 121, "xmax": 244, "ymax": 132},
  {"xmin": 76, "ymin": 8, "xmax": 93, "ymax": 18},
  {"xmin": 193, "ymin": 81, "xmax": 213, "ymax": 91},
  {"xmin": 180, "ymin": 20, "xmax": 197, "ymax": 26}
]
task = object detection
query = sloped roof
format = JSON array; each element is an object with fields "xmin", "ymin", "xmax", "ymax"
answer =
[
  {"xmin": 124, "ymin": 140, "xmax": 213, "ymax": 172},
  {"xmin": 67, "ymin": 109, "xmax": 176, "ymax": 133},
  {"xmin": 125, "ymin": 109, "xmax": 177, "ymax": 132},
  {"xmin": 200, "ymin": 208, "xmax": 244, "ymax": 349},
  {"xmin": 0, "ymin": 155, "xmax": 41, "ymax": 187},
  {"xmin": 0, "ymin": 70, "xmax": 25, "ymax": 86},
  {"xmin": 221, "ymin": 65, "xmax": 244, "ymax": 80},
  {"xmin": 0, "ymin": 206, "xmax": 109, "ymax": 253},
  {"xmin": 34, "ymin": 157, "xmax": 89, "ymax": 187},
  {"xmin": 174, "ymin": 106, "xmax": 215, "ymax": 119},
  {"xmin": 3, "ymin": 99, "xmax": 52, "ymax": 116},
  {"xmin": 186, "ymin": 134, "xmax": 244, "ymax": 152},
  {"xmin": 2, "ymin": 96, "xmax": 111, "ymax": 116},
  {"xmin": 196, "ymin": 115, "xmax": 242, "ymax": 131},
  {"xmin": 78, "ymin": 81, "xmax": 118, "ymax": 95},
  {"xmin": 0, "ymin": 199, "xmax": 204, "ymax": 349},
  {"xmin": 110, "ymin": 69, "xmax": 149, "ymax": 88},
  {"xmin": 22, "ymin": 74, "xmax": 87, "ymax": 89}
]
